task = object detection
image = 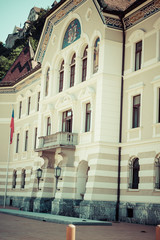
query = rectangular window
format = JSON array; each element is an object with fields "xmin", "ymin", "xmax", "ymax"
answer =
[
  {"xmin": 34, "ymin": 127, "xmax": 38, "ymax": 149},
  {"xmin": 85, "ymin": 103, "xmax": 91, "ymax": 132},
  {"xmin": 37, "ymin": 92, "xmax": 40, "ymax": 111},
  {"xmin": 27, "ymin": 97, "xmax": 31, "ymax": 115},
  {"xmin": 132, "ymin": 95, "xmax": 141, "ymax": 128},
  {"xmin": 135, "ymin": 41, "xmax": 142, "ymax": 71},
  {"xmin": 19, "ymin": 101, "xmax": 22, "ymax": 119},
  {"xmin": 24, "ymin": 130, "xmax": 28, "ymax": 151},
  {"xmin": 16, "ymin": 133, "xmax": 19, "ymax": 153},
  {"xmin": 62, "ymin": 110, "xmax": 72, "ymax": 133},
  {"xmin": 46, "ymin": 117, "xmax": 51, "ymax": 136}
]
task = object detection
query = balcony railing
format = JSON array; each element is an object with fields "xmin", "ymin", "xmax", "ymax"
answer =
[{"xmin": 38, "ymin": 132, "xmax": 78, "ymax": 150}]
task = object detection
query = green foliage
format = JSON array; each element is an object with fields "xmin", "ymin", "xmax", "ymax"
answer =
[{"xmin": 0, "ymin": 8, "xmax": 49, "ymax": 81}]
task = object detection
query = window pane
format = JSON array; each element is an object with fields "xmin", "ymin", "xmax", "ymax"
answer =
[
  {"xmin": 133, "ymin": 95, "xmax": 140, "ymax": 128},
  {"xmin": 135, "ymin": 41, "xmax": 142, "ymax": 71},
  {"xmin": 85, "ymin": 103, "xmax": 91, "ymax": 132},
  {"xmin": 62, "ymin": 110, "xmax": 72, "ymax": 133},
  {"xmin": 132, "ymin": 158, "xmax": 139, "ymax": 189}
]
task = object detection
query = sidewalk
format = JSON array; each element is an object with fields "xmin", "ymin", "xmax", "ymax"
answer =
[
  {"xmin": 0, "ymin": 207, "xmax": 156, "ymax": 240},
  {"xmin": 0, "ymin": 208, "xmax": 111, "ymax": 225}
]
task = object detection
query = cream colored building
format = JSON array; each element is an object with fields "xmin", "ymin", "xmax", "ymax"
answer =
[{"xmin": 0, "ymin": 0, "xmax": 160, "ymax": 225}]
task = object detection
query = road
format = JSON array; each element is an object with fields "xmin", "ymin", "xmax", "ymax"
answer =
[{"xmin": 0, "ymin": 213, "xmax": 155, "ymax": 240}]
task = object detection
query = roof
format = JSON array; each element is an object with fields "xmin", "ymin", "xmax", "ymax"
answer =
[
  {"xmin": 1, "ymin": 44, "xmax": 39, "ymax": 85},
  {"xmin": 44, "ymin": 0, "xmax": 148, "ymax": 22},
  {"xmin": 32, "ymin": 7, "xmax": 41, "ymax": 13},
  {"xmin": 98, "ymin": 0, "xmax": 148, "ymax": 15}
]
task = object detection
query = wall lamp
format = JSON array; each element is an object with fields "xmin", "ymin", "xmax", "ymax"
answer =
[
  {"xmin": 54, "ymin": 166, "xmax": 61, "ymax": 190},
  {"xmin": 36, "ymin": 168, "xmax": 42, "ymax": 190}
]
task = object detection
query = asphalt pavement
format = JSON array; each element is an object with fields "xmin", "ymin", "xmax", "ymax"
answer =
[{"xmin": 0, "ymin": 207, "xmax": 156, "ymax": 240}]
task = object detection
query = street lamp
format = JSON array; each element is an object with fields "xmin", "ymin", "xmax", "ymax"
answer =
[
  {"xmin": 36, "ymin": 168, "xmax": 42, "ymax": 190},
  {"xmin": 54, "ymin": 166, "xmax": 61, "ymax": 190}
]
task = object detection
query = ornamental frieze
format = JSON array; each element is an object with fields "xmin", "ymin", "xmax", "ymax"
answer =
[
  {"xmin": 36, "ymin": 0, "xmax": 85, "ymax": 63},
  {"xmin": 104, "ymin": 0, "xmax": 160, "ymax": 30}
]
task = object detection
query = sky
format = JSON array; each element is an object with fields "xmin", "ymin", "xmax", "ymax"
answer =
[{"xmin": 0, "ymin": 0, "xmax": 55, "ymax": 44}]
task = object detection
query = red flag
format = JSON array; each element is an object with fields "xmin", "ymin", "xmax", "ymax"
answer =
[{"xmin": 10, "ymin": 109, "xmax": 14, "ymax": 144}]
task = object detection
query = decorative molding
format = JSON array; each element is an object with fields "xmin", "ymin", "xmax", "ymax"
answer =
[
  {"xmin": 85, "ymin": 8, "xmax": 92, "ymax": 22},
  {"xmin": 26, "ymin": 89, "xmax": 32, "ymax": 97},
  {"xmin": 78, "ymin": 86, "xmax": 95, "ymax": 100},
  {"xmin": 62, "ymin": 18, "xmax": 81, "ymax": 49},
  {"xmin": 55, "ymin": 93, "xmax": 75, "ymax": 109},
  {"xmin": 153, "ymin": 17, "xmax": 160, "ymax": 29},
  {"xmin": 104, "ymin": 0, "xmax": 160, "ymax": 30},
  {"xmin": 36, "ymin": 0, "xmax": 86, "ymax": 63},
  {"xmin": 17, "ymin": 94, "xmax": 24, "ymax": 101},
  {"xmin": 128, "ymin": 29, "xmax": 145, "ymax": 43}
]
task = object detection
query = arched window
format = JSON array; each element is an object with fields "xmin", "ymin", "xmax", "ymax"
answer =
[
  {"xmin": 59, "ymin": 60, "xmax": 64, "ymax": 92},
  {"xmin": 70, "ymin": 53, "xmax": 76, "ymax": 87},
  {"xmin": 45, "ymin": 68, "xmax": 50, "ymax": 96},
  {"xmin": 93, "ymin": 37, "xmax": 100, "ymax": 73},
  {"xmin": 155, "ymin": 155, "xmax": 160, "ymax": 189},
  {"xmin": 21, "ymin": 169, "xmax": 26, "ymax": 189},
  {"xmin": 129, "ymin": 158, "xmax": 140, "ymax": 189},
  {"xmin": 12, "ymin": 170, "xmax": 17, "ymax": 189},
  {"xmin": 82, "ymin": 45, "xmax": 88, "ymax": 82}
]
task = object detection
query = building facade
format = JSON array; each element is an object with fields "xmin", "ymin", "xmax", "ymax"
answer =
[{"xmin": 0, "ymin": 0, "xmax": 160, "ymax": 225}]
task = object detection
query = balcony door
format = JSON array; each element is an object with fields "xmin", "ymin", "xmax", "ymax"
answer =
[{"xmin": 62, "ymin": 109, "xmax": 72, "ymax": 133}]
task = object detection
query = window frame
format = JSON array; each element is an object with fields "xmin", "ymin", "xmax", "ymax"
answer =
[
  {"xmin": 45, "ymin": 68, "xmax": 50, "ymax": 97},
  {"xmin": 62, "ymin": 109, "xmax": 73, "ymax": 133},
  {"xmin": 70, "ymin": 53, "xmax": 76, "ymax": 87},
  {"xmin": 129, "ymin": 158, "xmax": 140, "ymax": 190},
  {"xmin": 12, "ymin": 170, "xmax": 17, "ymax": 189},
  {"xmin": 155, "ymin": 156, "xmax": 160, "ymax": 189},
  {"xmin": 27, "ymin": 96, "xmax": 31, "ymax": 115},
  {"xmin": 85, "ymin": 103, "xmax": 91, "ymax": 132},
  {"xmin": 93, "ymin": 37, "xmax": 100, "ymax": 74},
  {"xmin": 82, "ymin": 46, "xmax": 88, "ymax": 82},
  {"xmin": 135, "ymin": 40, "xmax": 142, "ymax": 71},
  {"xmin": 37, "ymin": 92, "xmax": 40, "ymax": 111},
  {"xmin": 34, "ymin": 127, "xmax": 38, "ymax": 149},
  {"xmin": 132, "ymin": 94, "xmax": 141, "ymax": 128},
  {"xmin": 46, "ymin": 117, "xmax": 51, "ymax": 136},
  {"xmin": 19, "ymin": 101, "xmax": 22, "ymax": 119},
  {"xmin": 21, "ymin": 169, "xmax": 26, "ymax": 189},
  {"xmin": 59, "ymin": 60, "xmax": 64, "ymax": 92},
  {"xmin": 24, "ymin": 130, "xmax": 28, "ymax": 151}
]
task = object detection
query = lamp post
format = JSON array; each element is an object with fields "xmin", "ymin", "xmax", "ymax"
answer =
[
  {"xmin": 54, "ymin": 166, "xmax": 61, "ymax": 190},
  {"xmin": 36, "ymin": 168, "xmax": 42, "ymax": 190}
]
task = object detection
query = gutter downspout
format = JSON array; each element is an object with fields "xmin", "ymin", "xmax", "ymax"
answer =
[{"xmin": 116, "ymin": 15, "xmax": 125, "ymax": 222}]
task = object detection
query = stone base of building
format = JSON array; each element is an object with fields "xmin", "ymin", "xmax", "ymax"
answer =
[
  {"xmin": 119, "ymin": 202, "xmax": 160, "ymax": 225},
  {"xmin": 0, "ymin": 195, "xmax": 159, "ymax": 225},
  {"xmin": 51, "ymin": 199, "xmax": 116, "ymax": 221},
  {"xmin": 0, "ymin": 196, "xmax": 53, "ymax": 213},
  {"xmin": 51, "ymin": 198, "xmax": 81, "ymax": 217},
  {"xmin": 79, "ymin": 200, "xmax": 116, "ymax": 221}
]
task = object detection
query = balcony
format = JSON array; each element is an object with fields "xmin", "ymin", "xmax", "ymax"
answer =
[{"xmin": 37, "ymin": 132, "xmax": 78, "ymax": 152}]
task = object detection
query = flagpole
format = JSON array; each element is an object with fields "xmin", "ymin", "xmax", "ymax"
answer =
[{"xmin": 3, "ymin": 127, "xmax": 11, "ymax": 208}]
